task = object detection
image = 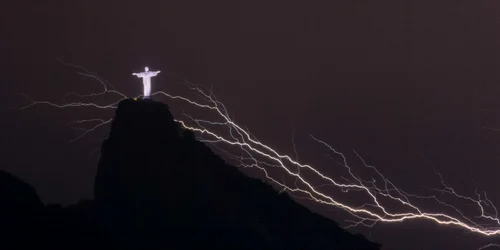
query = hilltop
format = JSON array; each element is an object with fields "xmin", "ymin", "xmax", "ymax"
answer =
[{"xmin": 0, "ymin": 99, "xmax": 380, "ymax": 250}]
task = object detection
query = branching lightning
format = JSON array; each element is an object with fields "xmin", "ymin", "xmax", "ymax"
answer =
[{"xmin": 20, "ymin": 63, "xmax": 500, "ymax": 249}]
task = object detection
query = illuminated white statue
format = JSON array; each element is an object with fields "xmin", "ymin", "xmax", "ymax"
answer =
[{"xmin": 133, "ymin": 67, "xmax": 161, "ymax": 98}]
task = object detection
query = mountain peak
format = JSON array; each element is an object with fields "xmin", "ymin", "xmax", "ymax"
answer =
[
  {"xmin": 94, "ymin": 98, "xmax": 380, "ymax": 249},
  {"xmin": 109, "ymin": 98, "xmax": 180, "ymax": 139},
  {"xmin": 1, "ymin": 98, "xmax": 381, "ymax": 249}
]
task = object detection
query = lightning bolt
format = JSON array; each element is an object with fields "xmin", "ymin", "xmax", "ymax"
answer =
[
  {"xmin": 479, "ymin": 244, "xmax": 500, "ymax": 250},
  {"xmin": 19, "ymin": 62, "xmax": 500, "ymax": 249}
]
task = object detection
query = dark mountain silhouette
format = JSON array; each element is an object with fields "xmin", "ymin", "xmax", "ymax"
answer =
[{"xmin": 1, "ymin": 98, "xmax": 381, "ymax": 250}]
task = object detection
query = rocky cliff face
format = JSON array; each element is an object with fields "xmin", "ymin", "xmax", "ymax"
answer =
[
  {"xmin": 93, "ymin": 98, "xmax": 380, "ymax": 250},
  {"xmin": 0, "ymin": 98, "xmax": 381, "ymax": 250}
]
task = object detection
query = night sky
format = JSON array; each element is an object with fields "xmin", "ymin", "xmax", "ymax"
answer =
[{"xmin": 3, "ymin": 1, "xmax": 500, "ymax": 249}]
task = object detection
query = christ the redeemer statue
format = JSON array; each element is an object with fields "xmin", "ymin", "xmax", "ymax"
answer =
[{"xmin": 133, "ymin": 67, "xmax": 160, "ymax": 98}]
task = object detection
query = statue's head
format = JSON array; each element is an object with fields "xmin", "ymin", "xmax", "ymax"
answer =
[{"xmin": 145, "ymin": 67, "xmax": 149, "ymax": 72}]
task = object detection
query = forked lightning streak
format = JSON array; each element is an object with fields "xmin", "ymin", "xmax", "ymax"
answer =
[{"xmin": 20, "ymin": 64, "xmax": 500, "ymax": 249}]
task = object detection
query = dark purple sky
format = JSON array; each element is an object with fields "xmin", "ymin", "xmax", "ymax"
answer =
[{"xmin": 3, "ymin": 1, "xmax": 500, "ymax": 249}]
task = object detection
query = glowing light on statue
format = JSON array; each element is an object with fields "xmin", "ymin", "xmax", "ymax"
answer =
[{"xmin": 133, "ymin": 67, "xmax": 161, "ymax": 98}]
